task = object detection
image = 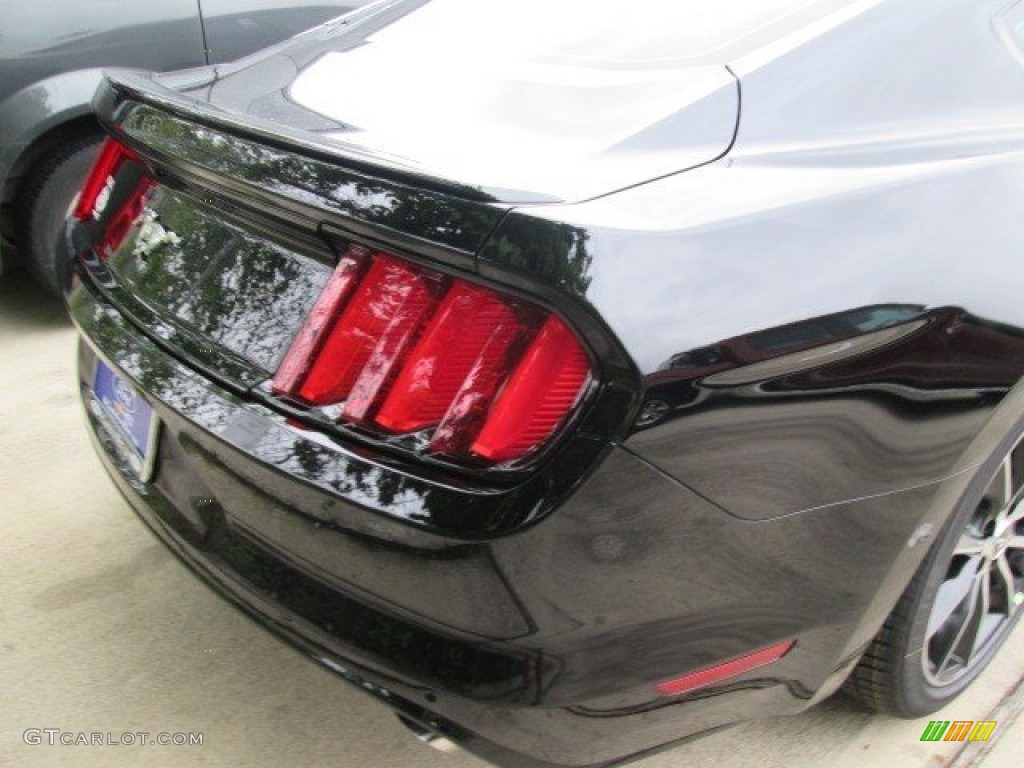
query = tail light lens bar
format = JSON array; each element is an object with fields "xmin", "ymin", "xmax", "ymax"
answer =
[
  {"xmin": 73, "ymin": 137, "xmax": 152, "ymax": 258},
  {"xmin": 470, "ymin": 315, "xmax": 592, "ymax": 462},
  {"xmin": 273, "ymin": 245, "xmax": 593, "ymax": 466},
  {"xmin": 73, "ymin": 138, "xmax": 136, "ymax": 221}
]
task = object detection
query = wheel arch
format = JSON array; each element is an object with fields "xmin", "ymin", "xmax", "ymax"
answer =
[
  {"xmin": 930, "ymin": 378, "xmax": 1024, "ymax": 528},
  {"xmin": 0, "ymin": 69, "xmax": 107, "ymax": 246},
  {"xmin": 863, "ymin": 377, "xmax": 1024, "ymax": 647}
]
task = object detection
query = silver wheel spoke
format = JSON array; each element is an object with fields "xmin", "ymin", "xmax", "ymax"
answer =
[
  {"xmin": 923, "ymin": 441, "xmax": 1024, "ymax": 687},
  {"xmin": 994, "ymin": 456, "xmax": 1015, "ymax": 512},
  {"xmin": 927, "ymin": 558, "xmax": 980, "ymax": 637},
  {"xmin": 1008, "ymin": 502, "xmax": 1024, "ymax": 525},
  {"xmin": 954, "ymin": 531, "xmax": 986, "ymax": 556},
  {"xmin": 937, "ymin": 573, "xmax": 985, "ymax": 676},
  {"xmin": 970, "ymin": 567, "xmax": 993, "ymax": 658},
  {"xmin": 994, "ymin": 555, "xmax": 1018, "ymax": 616}
]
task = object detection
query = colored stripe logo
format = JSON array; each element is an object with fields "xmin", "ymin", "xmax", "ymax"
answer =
[{"xmin": 920, "ymin": 721, "xmax": 997, "ymax": 742}]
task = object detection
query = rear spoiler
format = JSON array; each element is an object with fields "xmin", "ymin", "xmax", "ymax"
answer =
[{"xmin": 94, "ymin": 70, "xmax": 518, "ymax": 206}]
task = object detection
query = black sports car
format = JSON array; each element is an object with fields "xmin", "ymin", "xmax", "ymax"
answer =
[{"xmin": 65, "ymin": 1, "xmax": 1024, "ymax": 765}]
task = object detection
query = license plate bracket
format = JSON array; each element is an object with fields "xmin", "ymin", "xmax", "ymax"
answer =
[{"xmin": 90, "ymin": 359, "xmax": 159, "ymax": 481}]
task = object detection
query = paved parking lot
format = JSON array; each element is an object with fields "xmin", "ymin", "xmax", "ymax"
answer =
[{"xmin": 1, "ymin": 267, "xmax": 1021, "ymax": 768}]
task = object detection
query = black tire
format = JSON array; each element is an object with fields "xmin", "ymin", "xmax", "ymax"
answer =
[
  {"xmin": 16, "ymin": 135, "xmax": 103, "ymax": 295},
  {"xmin": 846, "ymin": 422, "xmax": 1024, "ymax": 716}
]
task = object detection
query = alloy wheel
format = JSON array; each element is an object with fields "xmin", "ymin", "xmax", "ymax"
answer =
[{"xmin": 922, "ymin": 443, "xmax": 1024, "ymax": 686}]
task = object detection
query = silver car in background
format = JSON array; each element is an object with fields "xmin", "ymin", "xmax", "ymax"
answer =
[{"xmin": 0, "ymin": 0, "xmax": 366, "ymax": 290}]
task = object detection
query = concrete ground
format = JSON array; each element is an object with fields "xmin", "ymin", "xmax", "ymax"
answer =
[
  {"xmin": 1, "ymin": 267, "xmax": 1022, "ymax": 768},
  {"xmin": 980, "ymin": 707, "xmax": 1023, "ymax": 768}
]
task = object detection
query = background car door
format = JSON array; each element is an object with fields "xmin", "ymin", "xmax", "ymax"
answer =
[
  {"xmin": 198, "ymin": 0, "xmax": 367, "ymax": 64},
  {"xmin": 0, "ymin": 1, "xmax": 206, "ymax": 103}
]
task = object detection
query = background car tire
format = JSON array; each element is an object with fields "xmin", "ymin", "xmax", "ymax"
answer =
[
  {"xmin": 846, "ymin": 420, "xmax": 1024, "ymax": 716},
  {"xmin": 16, "ymin": 135, "xmax": 102, "ymax": 295},
  {"xmin": 635, "ymin": 397, "xmax": 673, "ymax": 428}
]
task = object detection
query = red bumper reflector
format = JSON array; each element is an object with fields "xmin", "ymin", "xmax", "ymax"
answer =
[
  {"xmin": 273, "ymin": 248, "xmax": 593, "ymax": 465},
  {"xmin": 655, "ymin": 640, "xmax": 795, "ymax": 697}
]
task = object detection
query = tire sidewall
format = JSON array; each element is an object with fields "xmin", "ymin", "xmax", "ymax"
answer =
[
  {"xmin": 23, "ymin": 138, "xmax": 102, "ymax": 295},
  {"xmin": 894, "ymin": 416, "xmax": 1024, "ymax": 715}
]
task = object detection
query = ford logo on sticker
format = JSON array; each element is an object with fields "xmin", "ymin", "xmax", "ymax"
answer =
[{"xmin": 113, "ymin": 378, "xmax": 136, "ymax": 415}]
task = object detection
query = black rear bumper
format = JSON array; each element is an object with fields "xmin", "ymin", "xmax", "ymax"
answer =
[
  {"xmin": 70, "ymin": 272, "xmax": 911, "ymax": 767},
  {"xmin": 81, "ymin": 389, "xmax": 563, "ymax": 767}
]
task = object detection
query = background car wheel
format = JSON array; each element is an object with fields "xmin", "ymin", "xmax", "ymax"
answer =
[
  {"xmin": 635, "ymin": 397, "xmax": 673, "ymax": 428},
  {"xmin": 16, "ymin": 135, "xmax": 103, "ymax": 295},
  {"xmin": 846, "ymin": 424, "xmax": 1024, "ymax": 716}
]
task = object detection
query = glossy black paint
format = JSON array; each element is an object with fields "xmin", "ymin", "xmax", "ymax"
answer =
[
  {"xmin": 479, "ymin": 203, "xmax": 1024, "ymax": 521},
  {"xmin": 73, "ymin": 264, "xmax": 994, "ymax": 765},
  {"xmin": 111, "ymin": 98, "xmax": 505, "ymax": 258},
  {"xmin": 67, "ymin": 2, "xmax": 1024, "ymax": 765}
]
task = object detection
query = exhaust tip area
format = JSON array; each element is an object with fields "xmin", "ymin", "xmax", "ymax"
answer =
[{"xmin": 396, "ymin": 715, "xmax": 462, "ymax": 754}]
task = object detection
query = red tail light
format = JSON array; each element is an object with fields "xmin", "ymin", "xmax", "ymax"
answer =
[
  {"xmin": 73, "ymin": 138, "xmax": 139, "ymax": 221},
  {"xmin": 374, "ymin": 283, "xmax": 523, "ymax": 433},
  {"xmin": 73, "ymin": 137, "xmax": 152, "ymax": 257},
  {"xmin": 273, "ymin": 246, "xmax": 593, "ymax": 465},
  {"xmin": 297, "ymin": 254, "xmax": 442, "ymax": 405},
  {"xmin": 272, "ymin": 249, "xmax": 367, "ymax": 394},
  {"xmin": 470, "ymin": 315, "xmax": 592, "ymax": 462},
  {"xmin": 98, "ymin": 178, "xmax": 153, "ymax": 257}
]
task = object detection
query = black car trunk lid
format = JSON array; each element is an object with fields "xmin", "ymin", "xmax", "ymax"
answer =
[{"xmin": 78, "ymin": 72, "xmax": 507, "ymax": 392}]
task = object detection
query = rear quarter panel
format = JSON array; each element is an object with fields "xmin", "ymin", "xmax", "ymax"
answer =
[{"xmin": 478, "ymin": 0, "xmax": 1024, "ymax": 520}]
